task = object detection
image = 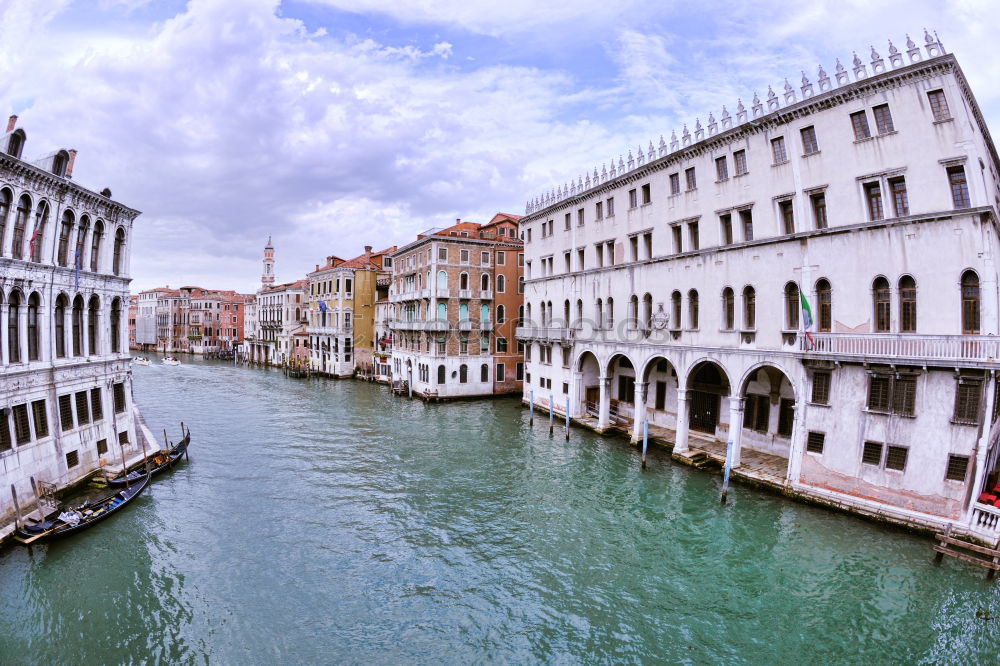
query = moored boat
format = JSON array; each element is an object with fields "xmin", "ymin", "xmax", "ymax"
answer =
[
  {"xmin": 106, "ymin": 432, "xmax": 191, "ymax": 487},
  {"xmin": 15, "ymin": 472, "xmax": 151, "ymax": 544}
]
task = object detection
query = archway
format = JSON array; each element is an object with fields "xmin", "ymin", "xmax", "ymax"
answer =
[
  {"xmin": 605, "ymin": 353, "xmax": 637, "ymax": 425},
  {"xmin": 639, "ymin": 355, "xmax": 680, "ymax": 431},
  {"xmin": 736, "ymin": 364, "xmax": 798, "ymax": 473},
  {"xmin": 686, "ymin": 360, "xmax": 731, "ymax": 435},
  {"xmin": 577, "ymin": 350, "xmax": 601, "ymax": 417}
]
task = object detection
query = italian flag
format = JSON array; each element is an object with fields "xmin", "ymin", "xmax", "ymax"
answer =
[{"xmin": 800, "ymin": 288, "xmax": 815, "ymax": 349}]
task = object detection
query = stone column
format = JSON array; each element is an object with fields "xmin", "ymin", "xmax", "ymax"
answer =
[
  {"xmin": 786, "ymin": 400, "xmax": 807, "ymax": 483},
  {"xmin": 964, "ymin": 372, "xmax": 996, "ymax": 525},
  {"xmin": 597, "ymin": 374, "xmax": 611, "ymax": 430},
  {"xmin": 674, "ymin": 388, "xmax": 690, "ymax": 453},
  {"xmin": 570, "ymin": 370, "xmax": 584, "ymax": 418},
  {"xmin": 728, "ymin": 397, "xmax": 745, "ymax": 468},
  {"xmin": 0, "ymin": 303, "xmax": 7, "ymax": 364},
  {"xmin": 631, "ymin": 381, "xmax": 648, "ymax": 443}
]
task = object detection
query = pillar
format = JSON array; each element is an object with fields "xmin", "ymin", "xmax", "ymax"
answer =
[
  {"xmin": 17, "ymin": 300, "xmax": 28, "ymax": 364},
  {"xmin": 631, "ymin": 381, "xmax": 648, "ymax": 443},
  {"xmin": 597, "ymin": 374, "xmax": 611, "ymax": 430},
  {"xmin": 0, "ymin": 303, "xmax": 6, "ymax": 364},
  {"xmin": 728, "ymin": 397, "xmax": 745, "ymax": 469},
  {"xmin": 674, "ymin": 388, "xmax": 690, "ymax": 453},
  {"xmin": 570, "ymin": 370, "xmax": 584, "ymax": 418},
  {"xmin": 964, "ymin": 372, "xmax": 996, "ymax": 524},
  {"xmin": 786, "ymin": 399, "xmax": 807, "ymax": 483}
]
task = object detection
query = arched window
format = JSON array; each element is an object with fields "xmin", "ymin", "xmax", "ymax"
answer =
[
  {"xmin": 576, "ymin": 299, "xmax": 583, "ymax": 329},
  {"xmin": 785, "ymin": 282, "xmax": 800, "ymax": 330},
  {"xmin": 497, "ymin": 304, "xmax": 505, "ymax": 323},
  {"xmin": 459, "ymin": 272, "xmax": 469, "ymax": 290},
  {"xmin": 7, "ymin": 131, "xmax": 23, "ymax": 158},
  {"xmin": 437, "ymin": 302, "xmax": 447, "ymax": 321},
  {"xmin": 899, "ymin": 276, "xmax": 916, "ymax": 333},
  {"xmin": 596, "ymin": 299, "xmax": 604, "ymax": 329},
  {"xmin": 0, "ymin": 189, "xmax": 11, "ymax": 255},
  {"xmin": 671, "ymin": 291, "xmax": 681, "ymax": 329},
  {"xmin": 75, "ymin": 215, "xmax": 89, "ymax": 269},
  {"xmin": 30, "ymin": 201, "xmax": 49, "ymax": 262},
  {"xmin": 437, "ymin": 270, "xmax": 447, "ymax": 290},
  {"xmin": 481, "ymin": 303, "xmax": 490, "ymax": 323},
  {"xmin": 90, "ymin": 221, "xmax": 104, "ymax": 271},
  {"xmin": 563, "ymin": 300, "xmax": 570, "ymax": 325},
  {"xmin": 642, "ymin": 293, "xmax": 653, "ymax": 330},
  {"xmin": 962, "ymin": 270, "xmax": 980, "ymax": 334},
  {"xmin": 11, "ymin": 195, "xmax": 30, "ymax": 260},
  {"xmin": 27, "ymin": 292, "xmax": 39, "ymax": 361},
  {"xmin": 481, "ymin": 363, "xmax": 489, "ymax": 382},
  {"xmin": 480, "ymin": 273, "xmax": 489, "ymax": 291},
  {"xmin": 8, "ymin": 290, "xmax": 21, "ymax": 362},
  {"xmin": 743, "ymin": 286, "xmax": 756, "ymax": 329},
  {"xmin": 873, "ymin": 277, "xmax": 890, "ymax": 332},
  {"xmin": 112, "ymin": 227, "xmax": 126, "ymax": 275},
  {"xmin": 518, "ymin": 276, "xmax": 524, "ymax": 294},
  {"xmin": 459, "ymin": 364, "xmax": 468, "ymax": 383},
  {"xmin": 816, "ymin": 279, "xmax": 832, "ymax": 332},
  {"xmin": 57, "ymin": 210, "xmax": 74, "ymax": 266},
  {"xmin": 437, "ymin": 364, "xmax": 446, "ymax": 384},
  {"xmin": 722, "ymin": 287, "xmax": 735, "ymax": 330},
  {"xmin": 88, "ymin": 296, "xmax": 100, "ymax": 355},
  {"xmin": 606, "ymin": 297, "xmax": 614, "ymax": 328},
  {"xmin": 628, "ymin": 295, "xmax": 638, "ymax": 329},
  {"xmin": 688, "ymin": 289, "xmax": 699, "ymax": 329},
  {"xmin": 546, "ymin": 301, "xmax": 553, "ymax": 326},
  {"xmin": 111, "ymin": 298, "xmax": 122, "ymax": 353},
  {"xmin": 459, "ymin": 302, "xmax": 469, "ymax": 321},
  {"xmin": 497, "ymin": 275, "xmax": 506, "ymax": 293},
  {"xmin": 54, "ymin": 294, "xmax": 67, "ymax": 358},
  {"xmin": 72, "ymin": 295, "xmax": 83, "ymax": 356}
]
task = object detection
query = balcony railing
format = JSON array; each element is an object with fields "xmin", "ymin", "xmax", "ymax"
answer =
[
  {"xmin": 801, "ymin": 332, "xmax": 1000, "ymax": 364},
  {"xmin": 479, "ymin": 289, "xmax": 493, "ymax": 300},
  {"xmin": 971, "ymin": 502, "xmax": 1000, "ymax": 542},
  {"xmin": 458, "ymin": 289, "xmax": 473, "ymax": 300},
  {"xmin": 516, "ymin": 326, "xmax": 576, "ymax": 343},
  {"xmin": 391, "ymin": 319, "xmax": 424, "ymax": 331},
  {"xmin": 424, "ymin": 320, "xmax": 449, "ymax": 332}
]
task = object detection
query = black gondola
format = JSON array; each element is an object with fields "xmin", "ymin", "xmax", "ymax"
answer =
[
  {"xmin": 15, "ymin": 472, "xmax": 151, "ymax": 544},
  {"xmin": 106, "ymin": 432, "xmax": 191, "ymax": 487}
]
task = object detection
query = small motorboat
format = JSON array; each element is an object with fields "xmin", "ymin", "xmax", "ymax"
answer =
[
  {"xmin": 106, "ymin": 431, "xmax": 191, "ymax": 487},
  {"xmin": 163, "ymin": 356, "xmax": 181, "ymax": 366},
  {"xmin": 133, "ymin": 357, "xmax": 151, "ymax": 366},
  {"xmin": 15, "ymin": 472, "xmax": 151, "ymax": 544}
]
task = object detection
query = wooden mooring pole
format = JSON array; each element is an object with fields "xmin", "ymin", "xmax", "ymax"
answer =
[
  {"xmin": 549, "ymin": 394, "xmax": 554, "ymax": 437},
  {"xmin": 529, "ymin": 390, "xmax": 534, "ymax": 425},
  {"xmin": 721, "ymin": 439, "xmax": 733, "ymax": 504},
  {"xmin": 641, "ymin": 420, "xmax": 648, "ymax": 470},
  {"xmin": 30, "ymin": 477, "xmax": 44, "ymax": 521},
  {"xmin": 565, "ymin": 396, "xmax": 570, "ymax": 441},
  {"xmin": 11, "ymin": 485, "xmax": 22, "ymax": 531}
]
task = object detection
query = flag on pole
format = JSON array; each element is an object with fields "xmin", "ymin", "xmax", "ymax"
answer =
[
  {"xmin": 74, "ymin": 247, "xmax": 81, "ymax": 291},
  {"xmin": 28, "ymin": 228, "xmax": 40, "ymax": 261},
  {"xmin": 318, "ymin": 300, "xmax": 328, "ymax": 313},
  {"xmin": 799, "ymin": 288, "xmax": 815, "ymax": 349}
]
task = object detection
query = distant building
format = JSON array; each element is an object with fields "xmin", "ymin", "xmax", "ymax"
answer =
[
  {"xmin": 246, "ymin": 235, "xmax": 307, "ymax": 366},
  {"xmin": 389, "ymin": 214, "xmax": 524, "ymax": 399}
]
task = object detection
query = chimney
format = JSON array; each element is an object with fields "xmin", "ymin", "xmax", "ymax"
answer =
[
  {"xmin": 65, "ymin": 149, "xmax": 77, "ymax": 178},
  {"xmin": 456, "ymin": 218, "xmax": 460, "ymax": 224},
  {"xmin": 364, "ymin": 245, "xmax": 372, "ymax": 253},
  {"xmin": 5, "ymin": 115, "xmax": 16, "ymax": 133}
]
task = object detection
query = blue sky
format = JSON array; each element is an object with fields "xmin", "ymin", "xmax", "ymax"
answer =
[{"xmin": 1, "ymin": 0, "xmax": 997, "ymax": 292}]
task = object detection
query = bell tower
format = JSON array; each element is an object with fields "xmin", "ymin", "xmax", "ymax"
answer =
[{"xmin": 262, "ymin": 236, "xmax": 275, "ymax": 286}]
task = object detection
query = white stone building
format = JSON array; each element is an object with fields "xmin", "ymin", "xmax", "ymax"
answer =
[
  {"xmin": 517, "ymin": 35, "xmax": 1000, "ymax": 541},
  {"xmin": 0, "ymin": 115, "xmax": 145, "ymax": 528}
]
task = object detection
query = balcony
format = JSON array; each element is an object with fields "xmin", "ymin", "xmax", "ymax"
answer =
[
  {"xmin": 457, "ymin": 320, "xmax": 474, "ymax": 331},
  {"xmin": 515, "ymin": 326, "xmax": 576, "ymax": 343},
  {"xmin": 424, "ymin": 320, "xmax": 450, "ymax": 333},
  {"xmin": 391, "ymin": 319, "xmax": 424, "ymax": 331},
  {"xmin": 970, "ymin": 502, "xmax": 1000, "ymax": 542},
  {"xmin": 481, "ymin": 320, "xmax": 494, "ymax": 332},
  {"xmin": 479, "ymin": 289, "xmax": 493, "ymax": 300},
  {"xmin": 458, "ymin": 289, "xmax": 473, "ymax": 300},
  {"xmin": 801, "ymin": 332, "xmax": 1000, "ymax": 366}
]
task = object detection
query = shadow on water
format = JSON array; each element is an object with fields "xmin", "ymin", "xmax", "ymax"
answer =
[{"xmin": 1, "ymin": 354, "xmax": 999, "ymax": 664}]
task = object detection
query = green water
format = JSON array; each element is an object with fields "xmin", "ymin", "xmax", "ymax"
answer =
[{"xmin": 1, "ymin": 355, "xmax": 998, "ymax": 664}]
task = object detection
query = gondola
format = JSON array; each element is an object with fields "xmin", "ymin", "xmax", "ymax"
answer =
[
  {"xmin": 15, "ymin": 472, "xmax": 151, "ymax": 544},
  {"xmin": 106, "ymin": 432, "xmax": 191, "ymax": 487}
]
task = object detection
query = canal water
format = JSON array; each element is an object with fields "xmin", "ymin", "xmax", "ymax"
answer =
[{"xmin": 1, "ymin": 356, "xmax": 999, "ymax": 664}]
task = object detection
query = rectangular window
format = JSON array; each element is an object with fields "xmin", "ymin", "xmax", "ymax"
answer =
[
  {"xmin": 864, "ymin": 182, "xmax": 884, "ymax": 221},
  {"xmin": 946, "ymin": 454, "xmax": 969, "ymax": 481},
  {"xmin": 481, "ymin": 251, "xmax": 489, "ymax": 265},
  {"xmin": 497, "ymin": 251, "xmax": 505, "ymax": 265},
  {"xmin": 779, "ymin": 200, "xmax": 795, "ymax": 234},
  {"xmin": 948, "ymin": 166, "xmax": 970, "ymax": 209},
  {"xmin": 96, "ymin": 438, "xmax": 108, "ymax": 456},
  {"xmin": 59, "ymin": 394, "xmax": 74, "ymax": 431},
  {"xmin": 629, "ymin": 236, "xmax": 638, "ymax": 261},
  {"xmin": 496, "ymin": 363, "xmax": 505, "ymax": 382},
  {"xmin": 720, "ymin": 214, "xmax": 733, "ymax": 245},
  {"xmin": 811, "ymin": 192, "xmax": 828, "ymax": 229},
  {"xmin": 862, "ymin": 441, "xmax": 883, "ymax": 466},
  {"xmin": 66, "ymin": 450, "xmax": 79, "ymax": 468},
  {"xmin": 606, "ymin": 197, "xmax": 615, "ymax": 216},
  {"xmin": 889, "ymin": 177, "xmax": 909, "ymax": 217},
  {"xmin": 739, "ymin": 209, "xmax": 753, "ymax": 242},
  {"xmin": 716, "ymin": 156, "xmax": 728, "ymax": 181},
  {"xmin": 31, "ymin": 400, "xmax": 48, "ymax": 439},
  {"xmin": 496, "ymin": 337, "xmax": 508, "ymax": 353},
  {"xmin": 669, "ymin": 173, "xmax": 680, "ymax": 195},
  {"xmin": 743, "ymin": 394, "xmax": 770, "ymax": 433},
  {"xmin": 118, "ymin": 430, "xmax": 129, "ymax": 446},
  {"xmin": 885, "ymin": 445, "xmax": 908, "ymax": 471},
  {"xmin": 953, "ymin": 378, "xmax": 983, "ymax": 425},
  {"xmin": 806, "ymin": 431, "xmax": 825, "ymax": 454},
  {"xmin": 867, "ymin": 375, "xmax": 891, "ymax": 412},
  {"xmin": 811, "ymin": 371, "xmax": 831, "ymax": 404},
  {"xmin": 12, "ymin": 404, "xmax": 30, "ymax": 445},
  {"xmin": 873, "ymin": 104, "xmax": 894, "ymax": 134},
  {"xmin": 460, "ymin": 249, "xmax": 470, "ymax": 264},
  {"xmin": 850, "ymin": 111, "xmax": 871, "ymax": 140},
  {"xmin": 578, "ymin": 208, "xmax": 585, "ymax": 226},
  {"xmin": 629, "ymin": 189, "xmax": 638, "ymax": 208},
  {"xmin": 777, "ymin": 398, "xmax": 794, "ymax": 437},
  {"xmin": 0, "ymin": 412, "xmax": 9, "ymax": 452},
  {"xmin": 801, "ymin": 126, "xmax": 819, "ymax": 154},
  {"xmin": 561, "ymin": 213, "xmax": 569, "ymax": 232},
  {"xmin": 517, "ymin": 363, "xmax": 524, "ymax": 381},
  {"xmin": 771, "ymin": 136, "xmax": 787, "ymax": 163},
  {"xmin": 927, "ymin": 89, "xmax": 951, "ymax": 122},
  {"xmin": 641, "ymin": 183, "xmax": 651, "ymax": 204},
  {"xmin": 91, "ymin": 388, "xmax": 103, "ymax": 422},
  {"xmin": 892, "ymin": 375, "xmax": 917, "ymax": 416},
  {"xmin": 685, "ymin": 167, "xmax": 696, "ymax": 190},
  {"xmin": 672, "ymin": 226, "xmax": 683, "ymax": 254},
  {"xmin": 75, "ymin": 391, "xmax": 90, "ymax": 425},
  {"xmin": 113, "ymin": 382, "xmax": 126, "ymax": 413},
  {"xmin": 438, "ymin": 247, "xmax": 447, "ymax": 261},
  {"xmin": 688, "ymin": 221, "xmax": 699, "ymax": 251},
  {"xmin": 734, "ymin": 149, "xmax": 748, "ymax": 176},
  {"xmin": 596, "ymin": 201, "xmax": 603, "ymax": 220}
]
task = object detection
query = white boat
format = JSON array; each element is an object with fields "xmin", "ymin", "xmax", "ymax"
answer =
[
  {"xmin": 133, "ymin": 357, "xmax": 151, "ymax": 366},
  {"xmin": 163, "ymin": 357, "xmax": 181, "ymax": 366}
]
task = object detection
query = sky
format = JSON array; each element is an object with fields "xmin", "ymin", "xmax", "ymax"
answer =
[{"xmin": 1, "ymin": 0, "xmax": 998, "ymax": 293}]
